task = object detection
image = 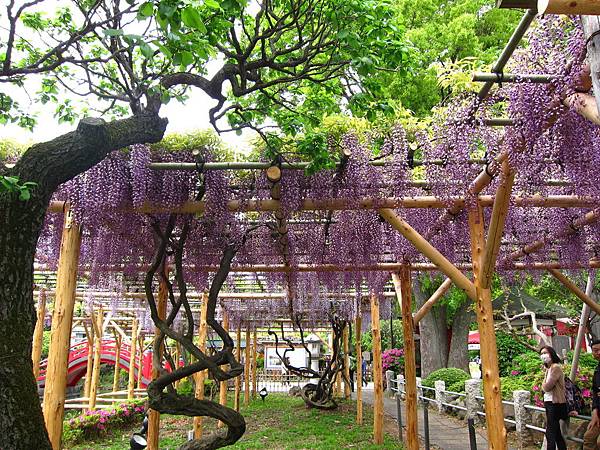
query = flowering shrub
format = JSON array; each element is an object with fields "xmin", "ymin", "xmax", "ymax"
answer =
[
  {"xmin": 382, "ymin": 348, "xmax": 404, "ymax": 374},
  {"xmin": 62, "ymin": 399, "xmax": 146, "ymax": 444}
]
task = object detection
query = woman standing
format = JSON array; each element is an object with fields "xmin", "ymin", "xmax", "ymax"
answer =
[{"xmin": 540, "ymin": 346, "xmax": 568, "ymax": 450}]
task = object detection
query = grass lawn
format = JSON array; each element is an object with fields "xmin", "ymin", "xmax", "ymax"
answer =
[{"xmin": 66, "ymin": 394, "xmax": 403, "ymax": 449}]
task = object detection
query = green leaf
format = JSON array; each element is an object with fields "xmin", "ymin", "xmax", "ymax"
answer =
[
  {"xmin": 204, "ymin": 0, "xmax": 220, "ymax": 9},
  {"xmin": 139, "ymin": 2, "xmax": 154, "ymax": 17},
  {"xmin": 181, "ymin": 7, "xmax": 207, "ymax": 33},
  {"xmin": 180, "ymin": 50, "xmax": 194, "ymax": 67},
  {"xmin": 140, "ymin": 42, "xmax": 154, "ymax": 59},
  {"xmin": 102, "ymin": 28, "xmax": 124, "ymax": 37},
  {"xmin": 18, "ymin": 188, "xmax": 31, "ymax": 201}
]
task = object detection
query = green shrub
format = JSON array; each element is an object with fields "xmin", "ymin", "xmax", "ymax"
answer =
[
  {"xmin": 496, "ymin": 331, "xmax": 534, "ymax": 376},
  {"xmin": 41, "ymin": 330, "xmax": 51, "ymax": 358},
  {"xmin": 177, "ymin": 377, "xmax": 216, "ymax": 398},
  {"xmin": 422, "ymin": 368, "xmax": 470, "ymax": 390},
  {"xmin": 510, "ymin": 351, "xmax": 541, "ymax": 376},
  {"xmin": 447, "ymin": 380, "xmax": 466, "ymax": 393},
  {"xmin": 500, "ymin": 376, "xmax": 531, "ymax": 400}
]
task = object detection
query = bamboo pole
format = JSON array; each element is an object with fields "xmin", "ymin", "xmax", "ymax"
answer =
[
  {"xmin": 481, "ymin": 163, "xmax": 515, "ymax": 289},
  {"xmin": 370, "ymin": 294, "xmax": 384, "ymax": 445},
  {"xmin": 235, "ymin": 325, "xmax": 241, "ymax": 412},
  {"xmin": 571, "ymin": 272, "xmax": 595, "ymax": 380},
  {"xmin": 127, "ymin": 318, "xmax": 138, "ymax": 400},
  {"xmin": 379, "ymin": 208, "xmax": 477, "ymax": 301},
  {"xmin": 112, "ymin": 331, "xmax": 122, "ymax": 393},
  {"xmin": 88, "ymin": 309, "xmax": 104, "ymax": 411},
  {"xmin": 42, "ymin": 206, "xmax": 81, "ymax": 450},
  {"xmin": 343, "ymin": 325, "xmax": 351, "ymax": 399},
  {"xmin": 252, "ymin": 330, "xmax": 258, "ymax": 399},
  {"xmin": 245, "ymin": 327, "xmax": 251, "ymax": 406},
  {"xmin": 413, "ymin": 277, "xmax": 453, "ymax": 326},
  {"xmin": 147, "ymin": 271, "xmax": 168, "ymax": 450},
  {"xmin": 355, "ymin": 314, "xmax": 363, "ymax": 425},
  {"xmin": 83, "ymin": 321, "xmax": 94, "ymax": 399},
  {"xmin": 193, "ymin": 293, "xmax": 209, "ymax": 438},
  {"xmin": 32, "ymin": 288, "xmax": 47, "ymax": 379},
  {"xmin": 393, "ymin": 269, "xmax": 418, "ymax": 450},
  {"xmin": 548, "ymin": 268, "xmax": 600, "ymax": 316},
  {"xmin": 218, "ymin": 311, "xmax": 230, "ymax": 428},
  {"xmin": 468, "ymin": 205, "xmax": 507, "ymax": 450}
]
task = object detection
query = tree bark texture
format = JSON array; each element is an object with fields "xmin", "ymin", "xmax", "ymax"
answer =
[
  {"xmin": 447, "ymin": 301, "xmax": 473, "ymax": 371},
  {"xmin": 0, "ymin": 113, "xmax": 167, "ymax": 448}
]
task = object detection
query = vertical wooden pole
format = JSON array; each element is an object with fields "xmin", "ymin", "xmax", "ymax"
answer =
[
  {"xmin": 83, "ymin": 321, "xmax": 94, "ymax": 399},
  {"xmin": 235, "ymin": 324, "xmax": 241, "ymax": 412},
  {"xmin": 252, "ymin": 330, "xmax": 258, "ymax": 399},
  {"xmin": 42, "ymin": 206, "xmax": 81, "ymax": 450},
  {"xmin": 31, "ymin": 288, "xmax": 47, "ymax": 379},
  {"xmin": 245, "ymin": 326, "xmax": 251, "ymax": 406},
  {"xmin": 394, "ymin": 268, "xmax": 418, "ymax": 450},
  {"xmin": 88, "ymin": 309, "xmax": 104, "ymax": 411},
  {"xmin": 127, "ymin": 318, "xmax": 138, "ymax": 400},
  {"xmin": 137, "ymin": 333, "xmax": 144, "ymax": 389},
  {"xmin": 112, "ymin": 331, "xmax": 122, "ymax": 393},
  {"xmin": 218, "ymin": 310, "xmax": 229, "ymax": 428},
  {"xmin": 147, "ymin": 271, "xmax": 168, "ymax": 450},
  {"xmin": 343, "ymin": 324, "xmax": 351, "ymax": 399},
  {"xmin": 468, "ymin": 205, "xmax": 507, "ymax": 450},
  {"xmin": 355, "ymin": 314, "xmax": 363, "ymax": 425},
  {"xmin": 193, "ymin": 293, "xmax": 209, "ymax": 438},
  {"xmin": 370, "ymin": 293, "xmax": 384, "ymax": 445}
]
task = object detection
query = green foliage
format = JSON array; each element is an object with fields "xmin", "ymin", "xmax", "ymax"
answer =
[
  {"xmin": 422, "ymin": 368, "xmax": 470, "ymax": 390},
  {"xmin": 359, "ymin": 319, "xmax": 403, "ymax": 353},
  {"xmin": 0, "ymin": 175, "xmax": 37, "ymax": 200},
  {"xmin": 447, "ymin": 379, "xmax": 466, "ymax": 393},
  {"xmin": 176, "ymin": 377, "xmax": 216, "ymax": 398},
  {"xmin": 500, "ymin": 376, "xmax": 532, "ymax": 400},
  {"xmin": 41, "ymin": 330, "xmax": 51, "ymax": 359},
  {"xmin": 495, "ymin": 331, "xmax": 534, "ymax": 376},
  {"xmin": 510, "ymin": 351, "xmax": 542, "ymax": 376}
]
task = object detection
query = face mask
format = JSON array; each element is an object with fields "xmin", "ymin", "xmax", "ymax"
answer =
[{"xmin": 540, "ymin": 354, "xmax": 551, "ymax": 364}]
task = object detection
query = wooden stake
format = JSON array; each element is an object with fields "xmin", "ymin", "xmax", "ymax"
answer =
[
  {"xmin": 379, "ymin": 208, "xmax": 477, "ymax": 301},
  {"xmin": 147, "ymin": 270, "xmax": 168, "ymax": 450},
  {"xmin": 136, "ymin": 334, "xmax": 144, "ymax": 389},
  {"xmin": 355, "ymin": 314, "xmax": 363, "ymax": 425},
  {"xmin": 244, "ymin": 327, "xmax": 251, "ymax": 406},
  {"xmin": 88, "ymin": 309, "xmax": 104, "ymax": 411},
  {"xmin": 42, "ymin": 206, "xmax": 81, "ymax": 450},
  {"xmin": 548, "ymin": 268, "xmax": 600, "ymax": 316},
  {"xmin": 235, "ymin": 324, "xmax": 241, "ymax": 412},
  {"xmin": 393, "ymin": 269, "xmax": 418, "ymax": 450},
  {"xmin": 112, "ymin": 331, "xmax": 122, "ymax": 393},
  {"xmin": 413, "ymin": 277, "xmax": 453, "ymax": 326},
  {"xmin": 193, "ymin": 293, "xmax": 209, "ymax": 438},
  {"xmin": 370, "ymin": 294, "xmax": 384, "ymax": 445},
  {"xmin": 127, "ymin": 318, "xmax": 138, "ymax": 400},
  {"xmin": 218, "ymin": 311, "xmax": 229, "ymax": 428},
  {"xmin": 252, "ymin": 330, "xmax": 258, "ymax": 399},
  {"xmin": 83, "ymin": 321, "xmax": 94, "ymax": 399},
  {"xmin": 468, "ymin": 206, "xmax": 507, "ymax": 450},
  {"xmin": 32, "ymin": 288, "xmax": 47, "ymax": 379},
  {"xmin": 343, "ymin": 325, "xmax": 351, "ymax": 399}
]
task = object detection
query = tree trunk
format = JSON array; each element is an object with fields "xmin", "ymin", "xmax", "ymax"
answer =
[
  {"xmin": 0, "ymin": 113, "xmax": 167, "ymax": 448},
  {"xmin": 447, "ymin": 300, "xmax": 473, "ymax": 371},
  {"xmin": 413, "ymin": 278, "xmax": 448, "ymax": 377}
]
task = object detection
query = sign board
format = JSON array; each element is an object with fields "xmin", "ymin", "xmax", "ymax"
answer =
[
  {"xmin": 468, "ymin": 344, "xmax": 480, "ymax": 351},
  {"xmin": 363, "ymin": 351, "xmax": 371, "ymax": 362}
]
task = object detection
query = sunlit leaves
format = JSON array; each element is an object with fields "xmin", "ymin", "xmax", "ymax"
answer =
[{"xmin": 0, "ymin": 175, "xmax": 37, "ymax": 201}]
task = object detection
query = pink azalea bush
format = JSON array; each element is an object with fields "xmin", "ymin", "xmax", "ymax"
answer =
[
  {"xmin": 62, "ymin": 399, "xmax": 146, "ymax": 444},
  {"xmin": 382, "ymin": 348, "xmax": 405, "ymax": 374}
]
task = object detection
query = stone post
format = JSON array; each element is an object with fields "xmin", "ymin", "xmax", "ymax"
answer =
[
  {"xmin": 416, "ymin": 377, "xmax": 423, "ymax": 404},
  {"xmin": 434, "ymin": 380, "xmax": 446, "ymax": 413},
  {"xmin": 465, "ymin": 379, "xmax": 482, "ymax": 421},
  {"xmin": 386, "ymin": 370, "xmax": 395, "ymax": 395},
  {"xmin": 513, "ymin": 389, "xmax": 532, "ymax": 446},
  {"xmin": 397, "ymin": 374, "xmax": 405, "ymax": 398}
]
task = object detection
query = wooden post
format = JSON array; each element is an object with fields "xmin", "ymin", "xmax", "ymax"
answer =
[
  {"xmin": 393, "ymin": 269, "xmax": 418, "ymax": 450},
  {"xmin": 137, "ymin": 333, "xmax": 144, "ymax": 389},
  {"xmin": 468, "ymin": 205, "xmax": 507, "ymax": 450},
  {"xmin": 112, "ymin": 330, "xmax": 122, "ymax": 393},
  {"xmin": 252, "ymin": 330, "xmax": 258, "ymax": 399},
  {"xmin": 235, "ymin": 324, "xmax": 241, "ymax": 412},
  {"xmin": 355, "ymin": 314, "xmax": 363, "ymax": 425},
  {"xmin": 31, "ymin": 288, "xmax": 47, "ymax": 379},
  {"xmin": 218, "ymin": 311, "xmax": 229, "ymax": 428},
  {"xmin": 549, "ymin": 268, "xmax": 600, "ymax": 316},
  {"xmin": 147, "ymin": 271, "xmax": 168, "ymax": 450},
  {"xmin": 343, "ymin": 324, "xmax": 351, "ymax": 399},
  {"xmin": 370, "ymin": 294, "xmax": 384, "ymax": 445},
  {"xmin": 193, "ymin": 293, "xmax": 209, "ymax": 438},
  {"xmin": 88, "ymin": 309, "xmax": 104, "ymax": 410},
  {"xmin": 245, "ymin": 326, "xmax": 251, "ymax": 405},
  {"xmin": 83, "ymin": 321, "xmax": 94, "ymax": 399},
  {"xmin": 413, "ymin": 277, "xmax": 452, "ymax": 325},
  {"xmin": 42, "ymin": 205, "xmax": 81, "ymax": 450},
  {"xmin": 127, "ymin": 318, "xmax": 138, "ymax": 400}
]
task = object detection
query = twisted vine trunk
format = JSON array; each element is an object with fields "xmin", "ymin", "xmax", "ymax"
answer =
[{"xmin": 0, "ymin": 114, "xmax": 167, "ymax": 449}]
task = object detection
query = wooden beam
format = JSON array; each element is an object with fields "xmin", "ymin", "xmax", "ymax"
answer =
[
  {"xmin": 127, "ymin": 318, "xmax": 138, "ymax": 400},
  {"xmin": 83, "ymin": 321, "xmax": 94, "ymax": 399},
  {"xmin": 370, "ymin": 294, "xmax": 384, "ymax": 445},
  {"xmin": 252, "ymin": 330, "xmax": 258, "ymax": 399},
  {"xmin": 235, "ymin": 325, "xmax": 241, "ymax": 412},
  {"xmin": 468, "ymin": 205, "xmax": 507, "ymax": 450},
  {"xmin": 379, "ymin": 208, "xmax": 477, "ymax": 301},
  {"xmin": 481, "ymin": 163, "xmax": 515, "ymax": 289},
  {"xmin": 42, "ymin": 206, "xmax": 81, "ymax": 450},
  {"xmin": 88, "ymin": 309, "xmax": 104, "ymax": 411},
  {"xmin": 218, "ymin": 311, "xmax": 229, "ymax": 428},
  {"xmin": 498, "ymin": 0, "xmax": 600, "ymax": 14},
  {"xmin": 413, "ymin": 277, "xmax": 453, "ymax": 326},
  {"xmin": 244, "ymin": 327, "xmax": 251, "ymax": 406},
  {"xmin": 112, "ymin": 331, "xmax": 122, "ymax": 393},
  {"xmin": 32, "ymin": 289, "xmax": 47, "ymax": 379},
  {"xmin": 343, "ymin": 325, "xmax": 351, "ymax": 399},
  {"xmin": 355, "ymin": 314, "xmax": 363, "ymax": 425},
  {"xmin": 136, "ymin": 333, "xmax": 144, "ymax": 389},
  {"xmin": 548, "ymin": 268, "xmax": 600, "ymax": 316},
  {"xmin": 393, "ymin": 269, "xmax": 418, "ymax": 450},
  {"xmin": 193, "ymin": 293, "xmax": 209, "ymax": 438}
]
